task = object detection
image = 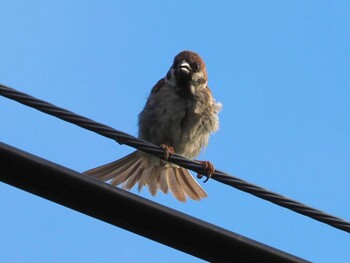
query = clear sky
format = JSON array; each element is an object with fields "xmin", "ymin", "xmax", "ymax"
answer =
[{"xmin": 1, "ymin": 1, "xmax": 350, "ymax": 262}]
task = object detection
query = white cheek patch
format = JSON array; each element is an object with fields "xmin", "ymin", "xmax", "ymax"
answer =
[
  {"xmin": 189, "ymin": 85, "xmax": 195, "ymax": 94},
  {"xmin": 192, "ymin": 71, "xmax": 204, "ymax": 82},
  {"xmin": 191, "ymin": 71, "xmax": 207, "ymax": 93}
]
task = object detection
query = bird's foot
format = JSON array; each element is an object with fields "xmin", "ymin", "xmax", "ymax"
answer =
[
  {"xmin": 159, "ymin": 144, "xmax": 175, "ymax": 166},
  {"xmin": 197, "ymin": 161, "xmax": 215, "ymax": 183}
]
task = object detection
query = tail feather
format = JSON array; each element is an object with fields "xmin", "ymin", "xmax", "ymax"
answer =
[
  {"xmin": 122, "ymin": 162, "xmax": 143, "ymax": 190},
  {"xmin": 148, "ymin": 166, "xmax": 161, "ymax": 196},
  {"xmin": 84, "ymin": 151, "xmax": 207, "ymax": 201},
  {"xmin": 158, "ymin": 168, "xmax": 169, "ymax": 194},
  {"xmin": 176, "ymin": 168, "xmax": 198, "ymax": 199},
  {"xmin": 108, "ymin": 157, "xmax": 142, "ymax": 184},
  {"xmin": 137, "ymin": 165, "xmax": 154, "ymax": 192},
  {"xmin": 167, "ymin": 169, "xmax": 186, "ymax": 202},
  {"xmin": 177, "ymin": 168, "xmax": 208, "ymax": 200},
  {"xmin": 85, "ymin": 151, "xmax": 141, "ymax": 181}
]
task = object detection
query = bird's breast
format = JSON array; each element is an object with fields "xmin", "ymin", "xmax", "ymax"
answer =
[{"xmin": 139, "ymin": 84, "xmax": 216, "ymax": 158}]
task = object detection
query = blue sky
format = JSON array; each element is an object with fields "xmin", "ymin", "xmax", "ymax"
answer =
[{"xmin": 1, "ymin": 1, "xmax": 350, "ymax": 262}]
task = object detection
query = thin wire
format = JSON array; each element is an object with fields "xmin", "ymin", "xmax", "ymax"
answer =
[{"xmin": 1, "ymin": 83, "xmax": 350, "ymax": 233}]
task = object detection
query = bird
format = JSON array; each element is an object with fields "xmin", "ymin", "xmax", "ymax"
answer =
[{"xmin": 85, "ymin": 50, "xmax": 221, "ymax": 202}]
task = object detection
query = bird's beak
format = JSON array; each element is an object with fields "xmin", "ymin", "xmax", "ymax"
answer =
[{"xmin": 178, "ymin": 61, "xmax": 191, "ymax": 75}]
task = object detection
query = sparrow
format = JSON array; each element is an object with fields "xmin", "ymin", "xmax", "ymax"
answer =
[{"xmin": 85, "ymin": 50, "xmax": 221, "ymax": 201}]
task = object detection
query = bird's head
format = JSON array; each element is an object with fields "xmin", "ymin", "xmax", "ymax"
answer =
[{"xmin": 165, "ymin": 50, "xmax": 208, "ymax": 96}]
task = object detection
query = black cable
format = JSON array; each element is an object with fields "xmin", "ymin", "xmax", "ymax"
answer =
[
  {"xmin": 0, "ymin": 142, "xmax": 309, "ymax": 263},
  {"xmin": 1, "ymin": 83, "xmax": 350, "ymax": 234}
]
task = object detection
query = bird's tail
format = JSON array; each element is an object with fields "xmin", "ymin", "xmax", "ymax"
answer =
[{"xmin": 84, "ymin": 151, "xmax": 207, "ymax": 202}]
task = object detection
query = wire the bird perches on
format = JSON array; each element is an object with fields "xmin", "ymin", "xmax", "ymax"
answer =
[{"xmin": 1, "ymin": 83, "xmax": 350, "ymax": 234}]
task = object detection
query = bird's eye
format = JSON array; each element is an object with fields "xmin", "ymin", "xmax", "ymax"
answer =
[{"xmin": 193, "ymin": 62, "xmax": 200, "ymax": 71}]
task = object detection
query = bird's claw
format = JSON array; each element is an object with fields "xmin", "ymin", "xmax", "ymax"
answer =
[
  {"xmin": 197, "ymin": 161, "xmax": 215, "ymax": 183},
  {"xmin": 159, "ymin": 144, "xmax": 175, "ymax": 166}
]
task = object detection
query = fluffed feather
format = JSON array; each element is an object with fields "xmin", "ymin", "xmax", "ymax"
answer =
[{"xmin": 85, "ymin": 151, "xmax": 207, "ymax": 202}]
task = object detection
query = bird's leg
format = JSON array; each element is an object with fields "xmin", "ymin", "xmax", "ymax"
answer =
[
  {"xmin": 159, "ymin": 144, "xmax": 175, "ymax": 166},
  {"xmin": 197, "ymin": 161, "xmax": 215, "ymax": 183}
]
